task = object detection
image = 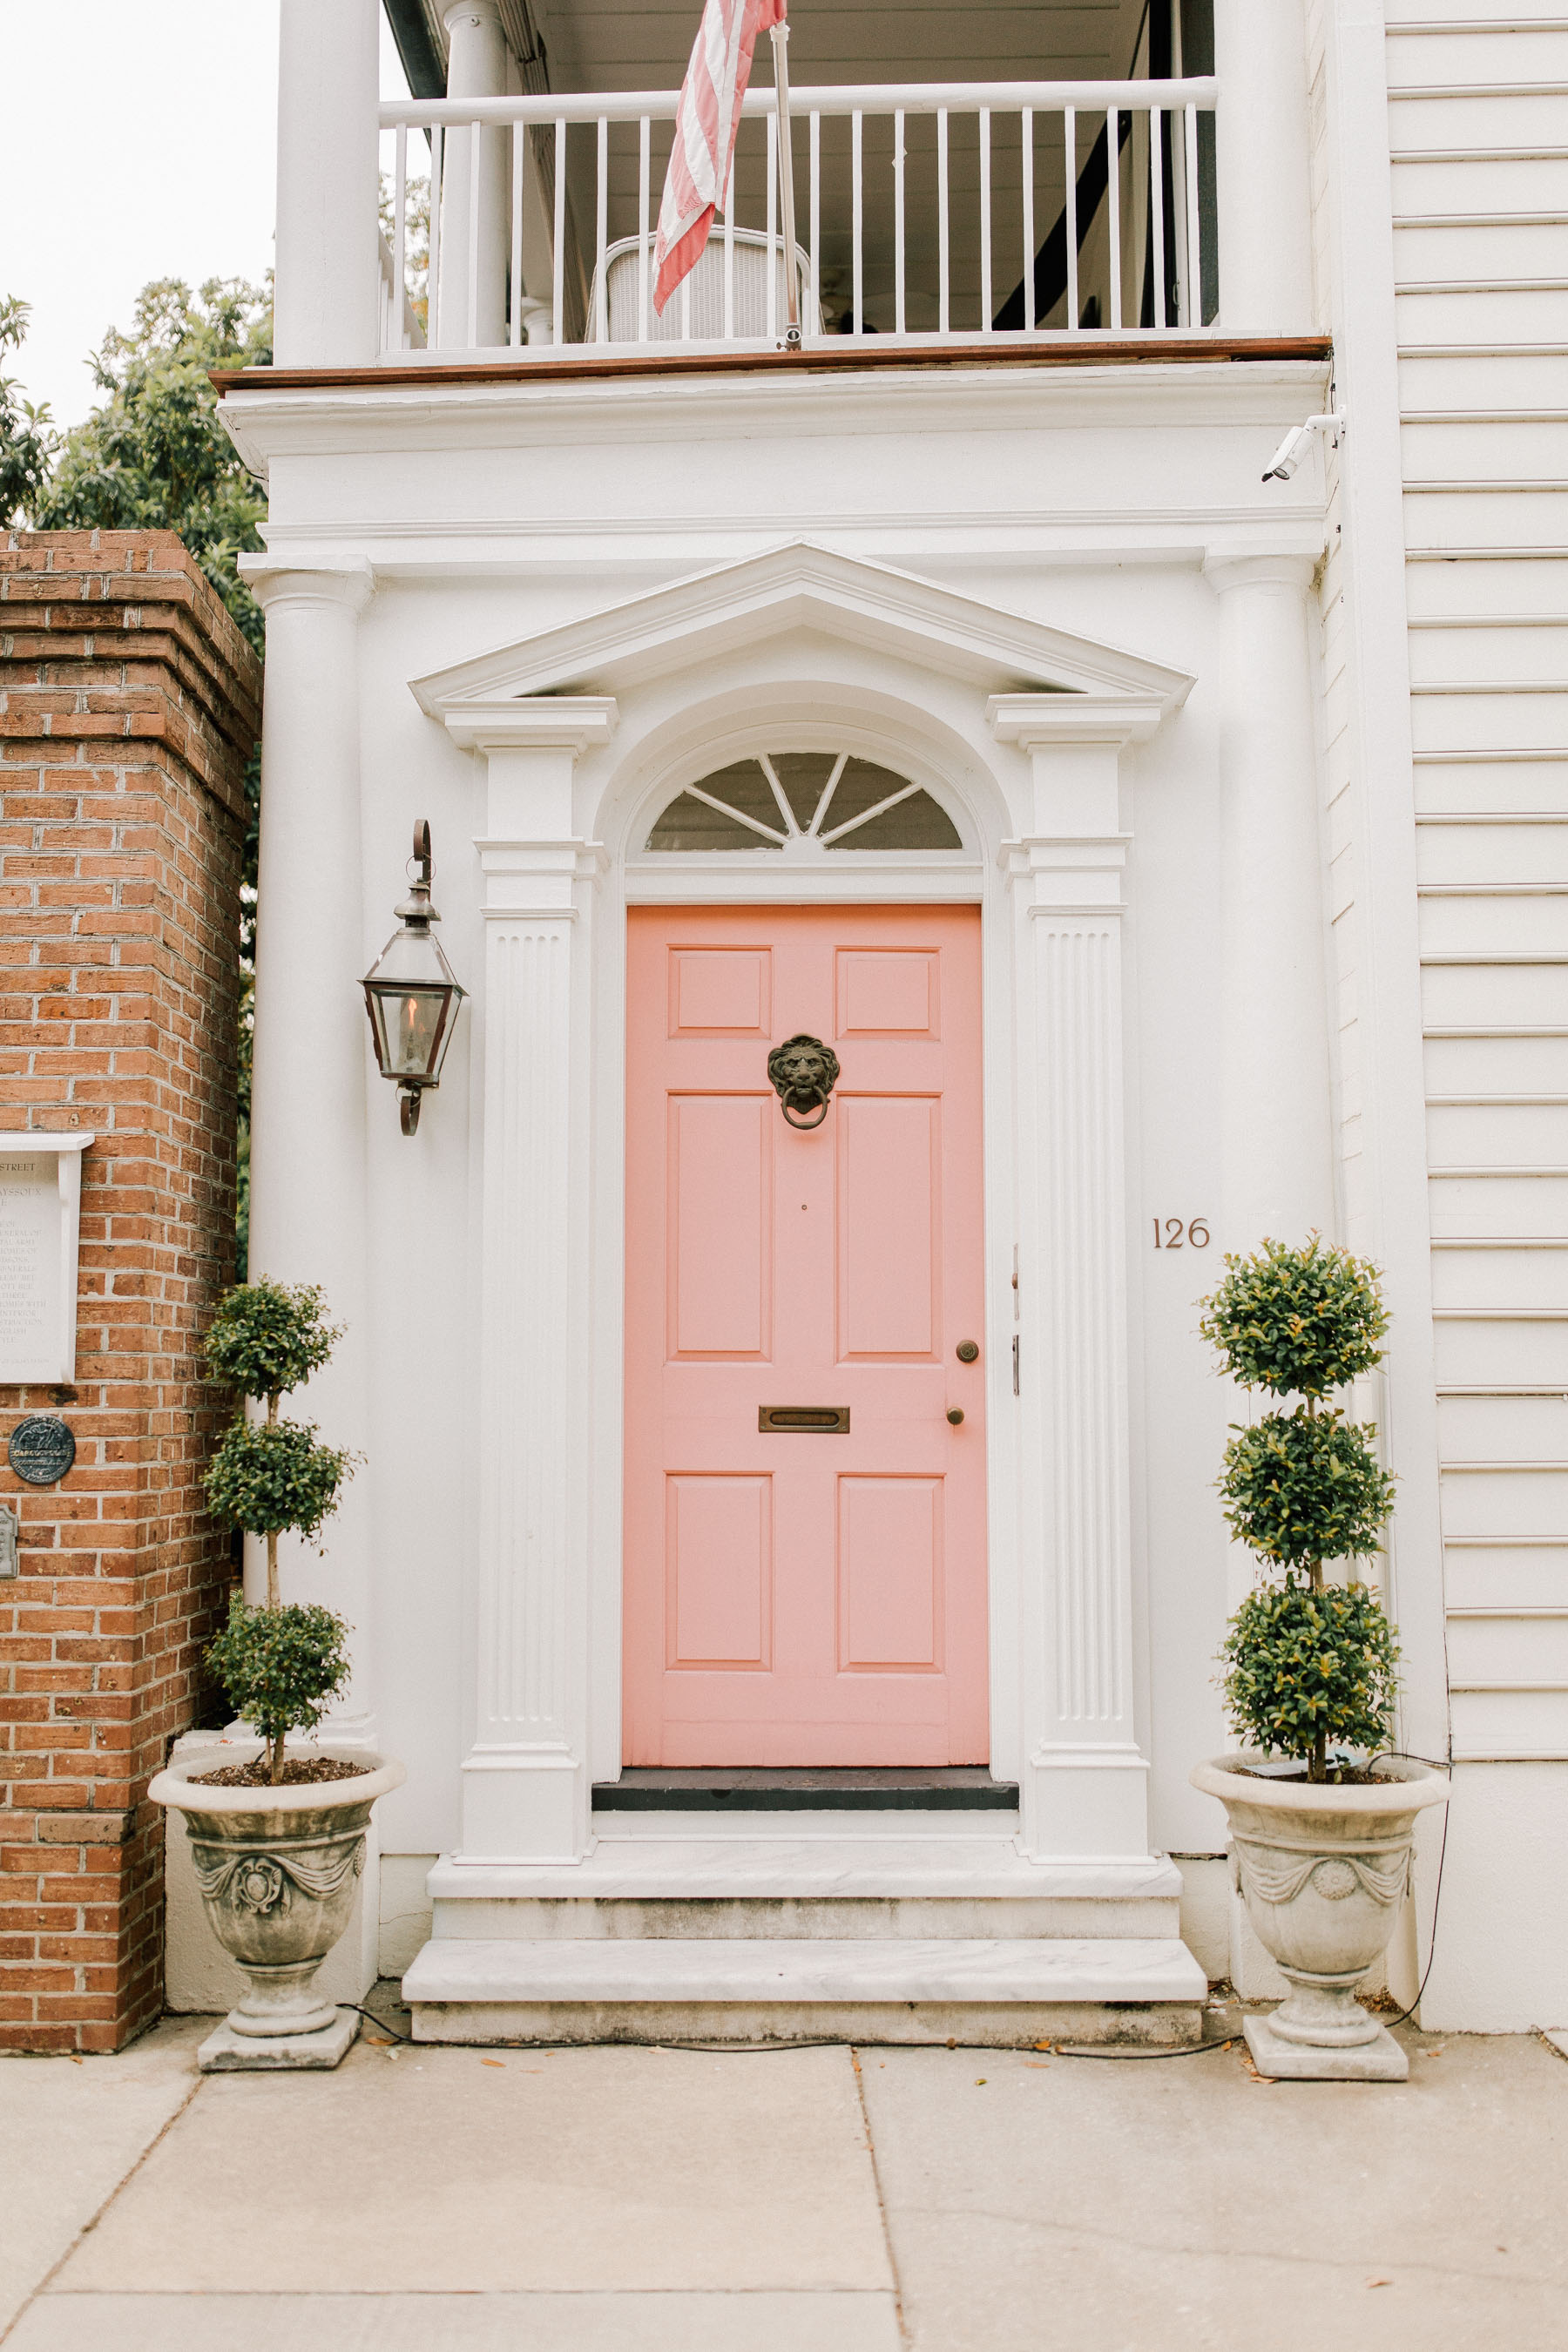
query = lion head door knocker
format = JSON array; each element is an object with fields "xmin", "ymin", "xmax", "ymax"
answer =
[{"xmin": 767, "ymin": 1034, "xmax": 841, "ymax": 1130}]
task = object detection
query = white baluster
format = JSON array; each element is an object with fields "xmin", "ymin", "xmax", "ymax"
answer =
[
  {"xmin": 510, "ymin": 121, "xmax": 523, "ymax": 348},
  {"xmin": 809, "ymin": 112, "xmax": 821, "ymax": 329},
  {"xmin": 1107, "ymin": 108, "xmax": 1121, "ymax": 330},
  {"xmin": 1185, "ymin": 104, "xmax": 1202, "ymax": 328},
  {"xmin": 467, "ymin": 121, "xmax": 482, "ymax": 347},
  {"xmin": 767, "ymin": 110, "xmax": 779, "ymax": 342},
  {"xmin": 596, "ymin": 117, "xmax": 608, "ymax": 342},
  {"xmin": 725, "ymin": 184, "xmax": 734, "ymax": 341},
  {"xmin": 851, "ymin": 110, "xmax": 863, "ymax": 335},
  {"xmin": 1064, "ymin": 106, "xmax": 1078, "ymax": 333},
  {"xmin": 552, "ymin": 118, "xmax": 565, "ymax": 342},
  {"xmin": 938, "ymin": 106, "xmax": 950, "ymax": 335},
  {"xmin": 894, "ymin": 109, "xmax": 906, "ymax": 335},
  {"xmin": 979, "ymin": 107, "xmax": 991, "ymax": 332},
  {"xmin": 393, "ymin": 124, "xmax": 409, "ymax": 351},
  {"xmin": 428, "ymin": 124, "xmax": 443, "ymax": 347},
  {"xmin": 1151, "ymin": 105, "xmax": 1166, "ymax": 328},
  {"xmin": 1022, "ymin": 107, "xmax": 1034, "ymax": 335},
  {"xmin": 639, "ymin": 117, "xmax": 651, "ymax": 343}
]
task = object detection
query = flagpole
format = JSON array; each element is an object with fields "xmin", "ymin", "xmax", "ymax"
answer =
[{"xmin": 770, "ymin": 21, "xmax": 802, "ymax": 348}]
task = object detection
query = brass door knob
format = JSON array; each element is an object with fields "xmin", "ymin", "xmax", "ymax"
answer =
[
  {"xmin": 956, "ymin": 1340, "xmax": 979, "ymax": 1363},
  {"xmin": 946, "ymin": 1407, "xmax": 964, "ymax": 1425}
]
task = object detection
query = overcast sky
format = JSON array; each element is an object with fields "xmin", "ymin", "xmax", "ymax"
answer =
[{"xmin": 7, "ymin": 3, "xmax": 409, "ymax": 430}]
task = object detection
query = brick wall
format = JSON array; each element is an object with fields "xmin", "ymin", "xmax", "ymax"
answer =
[{"xmin": 0, "ymin": 531, "xmax": 259, "ymax": 2050}]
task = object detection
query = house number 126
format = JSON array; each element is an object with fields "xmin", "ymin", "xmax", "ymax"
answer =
[{"xmin": 1152, "ymin": 1217, "xmax": 1210, "ymax": 1249}]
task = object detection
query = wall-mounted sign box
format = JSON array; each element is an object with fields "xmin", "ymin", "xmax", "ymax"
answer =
[{"xmin": 0, "ymin": 1135, "xmax": 94, "ymax": 1385}]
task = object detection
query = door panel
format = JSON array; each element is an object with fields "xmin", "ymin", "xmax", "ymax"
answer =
[
  {"xmin": 666, "ymin": 1474, "xmax": 772, "ymax": 1669},
  {"xmin": 668, "ymin": 1097, "xmax": 771, "ymax": 1357},
  {"xmin": 837, "ymin": 1096, "xmax": 939, "ymax": 1359},
  {"xmin": 625, "ymin": 903, "xmax": 987, "ymax": 1766}
]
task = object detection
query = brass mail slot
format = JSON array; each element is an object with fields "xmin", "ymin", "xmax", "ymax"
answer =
[{"xmin": 759, "ymin": 1406, "xmax": 851, "ymax": 1433}]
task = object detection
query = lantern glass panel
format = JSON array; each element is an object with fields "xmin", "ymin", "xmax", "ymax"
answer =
[{"xmin": 362, "ymin": 922, "xmax": 465, "ymax": 1085}]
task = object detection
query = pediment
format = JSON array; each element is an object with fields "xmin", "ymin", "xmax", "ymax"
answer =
[{"xmin": 409, "ymin": 542, "xmax": 1193, "ymax": 720}]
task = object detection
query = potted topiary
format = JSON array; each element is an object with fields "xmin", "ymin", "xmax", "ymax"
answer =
[
  {"xmin": 1189, "ymin": 1237, "xmax": 1448, "ymax": 2081},
  {"xmin": 149, "ymin": 1281, "xmax": 404, "ymax": 2071}
]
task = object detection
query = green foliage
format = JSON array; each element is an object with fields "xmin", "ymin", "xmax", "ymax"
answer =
[
  {"xmin": 206, "ymin": 1594, "xmax": 352, "ymax": 1764},
  {"xmin": 1200, "ymin": 1237, "xmax": 1402, "ymax": 1777},
  {"xmin": 204, "ymin": 1281, "xmax": 341, "ymax": 1406},
  {"xmin": 30, "ymin": 277, "xmax": 271, "ymax": 657},
  {"xmin": 1220, "ymin": 1407, "xmax": 1396, "ymax": 1576},
  {"xmin": 204, "ymin": 1416, "xmax": 355, "ymax": 1543},
  {"xmin": 1220, "ymin": 1578, "xmax": 1399, "ymax": 1767},
  {"xmin": 0, "ymin": 297, "xmax": 56, "ymax": 524},
  {"xmin": 202, "ymin": 1285, "xmax": 355, "ymax": 1780},
  {"xmin": 27, "ymin": 276, "xmax": 272, "ymax": 1279},
  {"xmin": 1199, "ymin": 1233, "xmax": 1390, "ymax": 1397}
]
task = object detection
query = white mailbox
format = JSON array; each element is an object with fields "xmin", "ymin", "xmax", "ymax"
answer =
[{"xmin": 0, "ymin": 1135, "xmax": 94, "ymax": 1386}]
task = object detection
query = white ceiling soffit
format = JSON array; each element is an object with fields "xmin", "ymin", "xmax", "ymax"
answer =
[
  {"xmin": 387, "ymin": 0, "xmax": 1154, "ymax": 100},
  {"xmin": 541, "ymin": 0, "xmax": 1152, "ymax": 100},
  {"xmin": 409, "ymin": 540, "xmax": 1194, "ymax": 715}
]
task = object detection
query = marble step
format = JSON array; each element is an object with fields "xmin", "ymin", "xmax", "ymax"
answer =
[
  {"xmin": 404, "ymin": 1935, "xmax": 1207, "ymax": 2046},
  {"xmin": 427, "ymin": 1837, "xmax": 1183, "ymax": 1943}
]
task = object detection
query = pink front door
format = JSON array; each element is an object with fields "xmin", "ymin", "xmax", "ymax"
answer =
[{"xmin": 624, "ymin": 905, "xmax": 989, "ymax": 1766}]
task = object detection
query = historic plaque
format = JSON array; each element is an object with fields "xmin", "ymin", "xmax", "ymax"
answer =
[
  {"xmin": 8, "ymin": 1415, "xmax": 76, "ymax": 1487},
  {"xmin": 0, "ymin": 1136, "xmax": 92, "ymax": 1384}
]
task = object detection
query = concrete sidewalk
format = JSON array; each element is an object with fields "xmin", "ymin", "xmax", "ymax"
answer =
[{"xmin": 3, "ymin": 1996, "xmax": 1565, "ymax": 2351}]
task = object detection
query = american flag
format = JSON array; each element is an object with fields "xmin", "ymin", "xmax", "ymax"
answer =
[{"xmin": 653, "ymin": 0, "xmax": 787, "ymax": 314}]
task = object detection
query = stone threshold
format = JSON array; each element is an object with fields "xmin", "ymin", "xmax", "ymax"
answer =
[{"xmin": 595, "ymin": 1767, "xmax": 1021, "ymax": 1812}]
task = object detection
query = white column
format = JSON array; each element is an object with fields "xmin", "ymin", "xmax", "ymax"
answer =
[
  {"xmin": 437, "ymin": 0, "xmax": 511, "ymax": 349},
  {"xmin": 241, "ymin": 559, "xmax": 377, "ymax": 1740},
  {"xmin": 274, "ymin": 0, "xmax": 382, "ymax": 366},
  {"xmin": 991, "ymin": 695, "xmax": 1163, "ymax": 1862},
  {"xmin": 1204, "ymin": 552, "xmax": 1335, "ymax": 1257},
  {"xmin": 443, "ymin": 699, "xmax": 617, "ymax": 1863},
  {"xmin": 1213, "ymin": 0, "xmax": 1314, "ymax": 332}
]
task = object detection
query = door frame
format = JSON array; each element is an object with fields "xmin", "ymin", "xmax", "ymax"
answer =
[{"xmin": 431, "ymin": 569, "xmax": 1188, "ymax": 1868}]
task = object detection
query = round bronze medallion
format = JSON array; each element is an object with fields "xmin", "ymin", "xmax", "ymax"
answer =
[{"xmin": 7, "ymin": 1416, "xmax": 76, "ymax": 1487}]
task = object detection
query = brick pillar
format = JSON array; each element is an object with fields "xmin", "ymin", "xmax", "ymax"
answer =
[{"xmin": 0, "ymin": 531, "xmax": 259, "ymax": 2051}]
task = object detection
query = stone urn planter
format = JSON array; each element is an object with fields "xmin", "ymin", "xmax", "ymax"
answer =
[
  {"xmin": 1192, "ymin": 1754, "xmax": 1449, "ymax": 2079},
  {"xmin": 151, "ymin": 1741, "xmax": 404, "ymax": 2071}
]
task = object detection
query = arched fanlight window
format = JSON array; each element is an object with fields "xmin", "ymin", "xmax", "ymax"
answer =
[{"xmin": 645, "ymin": 753, "xmax": 962, "ymax": 852}]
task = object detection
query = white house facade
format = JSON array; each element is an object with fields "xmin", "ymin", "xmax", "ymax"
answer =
[{"xmin": 220, "ymin": 0, "xmax": 1568, "ymax": 2037}]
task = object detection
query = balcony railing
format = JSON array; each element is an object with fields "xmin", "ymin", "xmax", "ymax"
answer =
[{"xmin": 378, "ymin": 76, "xmax": 1217, "ymax": 360}]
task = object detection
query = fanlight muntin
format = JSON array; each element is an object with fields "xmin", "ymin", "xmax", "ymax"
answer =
[
  {"xmin": 361, "ymin": 820, "xmax": 468, "ymax": 1136},
  {"xmin": 644, "ymin": 750, "xmax": 963, "ymax": 858}
]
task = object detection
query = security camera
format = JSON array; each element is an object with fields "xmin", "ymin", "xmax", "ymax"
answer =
[{"xmin": 1262, "ymin": 412, "xmax": 1345, "ymax": 483}]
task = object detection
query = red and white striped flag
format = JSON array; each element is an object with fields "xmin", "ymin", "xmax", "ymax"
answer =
[{"xmin": 653, "ymin": 0, "xmax": 786, "ymax": 314}]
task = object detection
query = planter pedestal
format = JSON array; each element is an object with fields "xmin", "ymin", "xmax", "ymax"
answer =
[
  {"xmin": 1192, "ymin": 1753, "xmax": 1449, "ymax": 2083},
  {"xmin": 150, "ymin": 1743, "xmax": 404, "ymax": 2073},
  {"xmin": 199, "ymin": 2006, "xmax": 362, "ymax": 2072},
  {"xmin": 1244, "ymin": 2010, "xmax": 1407, "ymax": 2081}
]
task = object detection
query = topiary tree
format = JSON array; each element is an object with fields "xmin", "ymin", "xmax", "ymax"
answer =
[
  {"xmin": 202, "ymin": 1281, "xmax": 356, "ymax": 1782},
  {"xmin": 1199, "ymin": 1236, "xmax": 1400, "ymax": 1785}
]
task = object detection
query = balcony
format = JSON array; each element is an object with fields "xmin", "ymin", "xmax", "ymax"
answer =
[
  {"xmin": 378, "ymin": 74, "xmax": 1218, "ymax": 361},
  {"xmin": 262, "ymin": 3, "xmax": 1321, "ymax": 380}
]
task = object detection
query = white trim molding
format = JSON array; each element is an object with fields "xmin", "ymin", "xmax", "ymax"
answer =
[
  {"xmin": 418, "ymin": 556, "xmax": 1195, "ymax": 1869},
  {"xmin": 449, "ymin": 699, "xmax": 618, "ymax": 1862},
  {"xmin": 991, "ymin": 698, "xmax": 1155, "ymax": 1861},
  {"xmin": 412, "ymin": 541, "xmax": 1196, "ymax": 713}
]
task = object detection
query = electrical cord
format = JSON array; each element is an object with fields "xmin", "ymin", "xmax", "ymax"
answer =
[{"xmin": 1362, "ymin": 1748, "xmax": 1451, "ymax": 2031}]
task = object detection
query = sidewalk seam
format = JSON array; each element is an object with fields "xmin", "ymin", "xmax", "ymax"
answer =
[
  {"xmin": 850, "ymin": 2044, "xmax": 909, "ymax": 2349},
  {"xmin": 0, "ymin": 2048, "xmax": 206, "ymax": 2348}
]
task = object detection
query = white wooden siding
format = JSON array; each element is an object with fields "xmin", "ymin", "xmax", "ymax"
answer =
[{"xmin": 1388, "ymin": 2, "xmax": 1568, "ymax": 1764}]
